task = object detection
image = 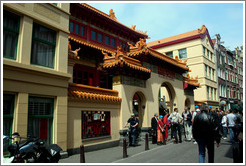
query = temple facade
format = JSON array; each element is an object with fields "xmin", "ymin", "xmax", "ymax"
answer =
[{"xmin": 3, "ymin": 3, "xmax": 200, "ymax": 155}]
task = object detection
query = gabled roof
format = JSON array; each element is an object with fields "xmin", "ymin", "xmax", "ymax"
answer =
[
  {"xmin": 128, "ymin": 39, "xmax": 189, "ymax": 72},
  {"xmin": 79, "ymin": 3, "xmax": 148, "ymax": 38},
  {"xmin": 147, "ymin": 25, "xmax": 214, "ymax": 49}
]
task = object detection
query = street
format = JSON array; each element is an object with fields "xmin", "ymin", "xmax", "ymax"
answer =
[{"xmin": 60, "ymin": 138, "xmax": 234, "ymax": 163}]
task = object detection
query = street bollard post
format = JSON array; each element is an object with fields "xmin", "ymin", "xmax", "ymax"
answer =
[
  {"xmin": 145, "ymin": 133, "xmax": 149, "ymax": 150},
  {"xmin": 80, "ymin": 145, "xmax": 85, "ymax": 163},
  {"xmin": 123, "ymin": 138, "xmax": 128, "ymax": 158}
]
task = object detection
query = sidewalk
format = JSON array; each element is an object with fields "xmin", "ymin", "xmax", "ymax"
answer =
[{"xmin": 59, "ymin": 139, "xmax": 174, "ymax": 163}]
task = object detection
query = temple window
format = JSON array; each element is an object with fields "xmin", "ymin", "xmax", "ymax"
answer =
[
  {"xmin": 110, "ymin": 38, "xmax": 115, "ymax": 47},
  {"xmin": 75, "ymin": 24, "xmax": 79, "ymax": 34},
  {"xmin": 91, "ymin": 30, "xmax": 97, "ymax": 40},
  {"xmin": 81, "ymin": 26, "xmax": 85, "ymax": 36},
  {"xmin": 98, "ymin": 33, "xmax": 103, "ymax": 43},
  {"xmin": 105, "ymin": 35, "xmax": 110, "ymax": 45},
  {"xmin": 70, "ymin": 22, "xmax": 74, "ymax": 32}
]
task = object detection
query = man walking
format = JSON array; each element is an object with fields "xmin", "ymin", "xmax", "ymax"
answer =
[
  {"xmin": 151, "ymin": 113, "xmax": 158, "ymax": 144},
  {"xmin": 168, "ymin": 108, "xmax": 183, "ymax": 144},
  {"xmin": 182, "ymin": 106, "xmax": 192, "ymax": 141},
  {"xmin": 227, "ymin": 109, "xmax": 237, "ymax": 143},
  {"xmin": 192, "ymin": 103, "xmax": 221, "ymax": 163},
  {"xmin": 124, "ymin": 113, "xmax": 139, "ymax": 146}
]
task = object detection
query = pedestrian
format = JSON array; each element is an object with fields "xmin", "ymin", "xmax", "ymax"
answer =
[
  {"xmin": 226, "ymin": 109, "xmax": 237, "ymax": 143},
  {"xmin": 151, "ymin": 113, "xmax": 158, "ymax": 144},
  {"xmin": 168, "ymin": 108, "xmax": 183, "ymax": 144},
  {"xmin": 157, "ymin": 115, "xmax": 165, "ymax": 145},
  {"xmin": 221, "ymin": 111, "xmax": 228, "ymax": 140},
  {"xmin": 182, "ymin": 106, "xmax": 192, "ymax": 141},
  {"xmin": 163, "ymin": 110, "xmax": 170, "ymax": 143},
  {"xmin": 124, "ymin": 113, "xmax": 139, "ymax": 146},
  {"xmin": 192, "ymin": 105, "xmax": 200, "ymax": 144},
  {"xmin": 192, "ymin": 103, "xmax": 221, "ymax": 163}
]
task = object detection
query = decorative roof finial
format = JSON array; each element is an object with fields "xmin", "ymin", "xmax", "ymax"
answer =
[{"xmin": 109, "ymin": 9, "xmax": 117, "ymax": 20}]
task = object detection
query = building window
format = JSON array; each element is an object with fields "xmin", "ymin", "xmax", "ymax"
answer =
[
  {"xmin": 75, "ymin": 24, "xmax": 79, "ymax": 34},
  {"xmin": 98, "ymin": 33, "xmax": 103, "ymax": 43},
  {"xmin": 3, "ymin": 94, "xmax": 15, "ymax": 136},
  {"xmin": 31, "ymin": 23, "xmax": 56, "ymax": 68},
  {"xmin": 211, "ymin": 88, "xmax": 213, "ymax": 100},
  {"xmin": 165, "ymin": 51, "xmax": 173, "ymax": 58},
  {"xmin": 209, "ymin": 67, "xmax": 211, "ymax": 79},
  {"xmin": 207, "ymin": 49, "xmax": 209, "ymax": 58},
  {"xmin": 205, "ymin": 65, "xmax": 207, "ymax": 77},
  {"xmin": 110, "ymin": 38, "xmax": 115, "ymax": 47},
  {"xmin": 211, "ymin": 53, "xmax": 214, "ymax": 62},
  {"xmin": 214, "ymin": 89, "xmax": 217, "ymax": 100},
  {"xmin": 178, "ymin": 48, "xmax": 187, "ymax": 59},
  {"xmin": 70, "ymin": 22, "xmax": 74, "ymax": 32},
  {"xmin": 91, "ymin": 30, "xmax": 96, "ymax": 40},
  {"xmin": 80, "ymin": 26, "xmax": 85, "ymax": 36},
  {"xmin": 3, "ymin": 10, "xmax": 20, "ymax": 60},
  {"xmin": 207, "ymin": 86, "xmax": 210, "ymax": 100},
  {"xmin": 28, "ymin": 96, "xmax": 54, "ymax": 145},
  {"xmin": 203, "ymin": 46, "xmax": 206, "ymax": 57},
  {"xmin": 105, "ymin": 35, "xmax": 109, "ymax": 45},
  {"xmin": 212, "ymin": 69, "xmax": 215, "ymax": 81}
]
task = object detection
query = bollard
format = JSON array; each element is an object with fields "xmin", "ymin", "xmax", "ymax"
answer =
[
  {"xmin": 80, "ymin": 145, "xmax": 85, "ymax": 163},
  {"xmin": 123, "ymin": 138, "xmax": 128, "ymax": 158},
  {"xmin": 145, "ymin": 133, "xmax": 149, "ymax": 150}
]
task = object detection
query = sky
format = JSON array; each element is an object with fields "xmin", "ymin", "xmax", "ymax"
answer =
[{"xmin": 88, "ymin": 2, "xmax": 244, "ymax": 50}]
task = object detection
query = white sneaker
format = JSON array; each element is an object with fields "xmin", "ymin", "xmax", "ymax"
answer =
[
  {"xmin": 223, "ymin": 137, "xmax": 227, "ymax": 140},
  {"xmin": 193, "ymin": 141, "xmax": 197, "ymax": 144}
]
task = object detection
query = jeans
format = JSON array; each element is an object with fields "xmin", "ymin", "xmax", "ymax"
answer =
[
  {"xmin": 172, "ymin": 123, "xmax": 182, "ymax": 143},
  {"xmin": 184, "ymin": 121, "xmax": 192, "ymax": 140},
  {"xmin": 228, "ymin": 127, "xmax": 235, "ymax": 143},
  {"xmin": 129, "ymin": 127, "xmax": 137, "ymax": 144},
  {"xmin": 223, "ymin": 127, "xmax": 228, "ymax": 138},
  {"xmin": 197, "ymin": 139, "xmax": 215, "ymax": 163}
]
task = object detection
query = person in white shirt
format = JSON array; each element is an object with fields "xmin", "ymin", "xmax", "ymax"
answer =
[
  {"xmin": 226, "ymin": 109, "xmax": 237, "ymax": 143},
  {"xmin": 168, "ymin": 108, "xmax": 183, "ymax": 144},
  {"xmin": 221, "ymin": 111, "xmax": 228, "ymax": 139},
  {"xmin": 192, "ymin": 105, "xmax": 200, "ymax": 144}
]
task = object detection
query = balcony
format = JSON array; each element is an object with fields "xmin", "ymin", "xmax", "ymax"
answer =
[{"xmin": 68, "ymin": 83, "xmax": 121, "ymax": 103}]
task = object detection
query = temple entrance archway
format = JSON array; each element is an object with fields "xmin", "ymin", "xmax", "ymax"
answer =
[
  {"xmin": 159, "ymin": 82, "xmax": 177, "ymax": 116},
  {"xmin": 132, "ymin": 91, "xmax": 146, "ymax": 127}
]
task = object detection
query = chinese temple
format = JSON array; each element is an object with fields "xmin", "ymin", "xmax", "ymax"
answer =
[{"xmin": 67, "ymin": 3, "xmax": 199, "ymax": 154}]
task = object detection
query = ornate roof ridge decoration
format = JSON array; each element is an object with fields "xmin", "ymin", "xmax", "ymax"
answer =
[
  {"xmin": 127, "ymin": 38, "xmax": 189, "ymax": 71},
  {"xmin": 197, "ymin": 25, "xmax": 207, "ymax": 34},
  {"xmin": 68, "ymin": 83, "xmax": 122, "ymax": 103},
  {"xmin": 184, "ymin": 73, "xmax": 200, "ymax": 87},
  {"xmin": 69, "ymin": 34, "xmax": 115, "ymax": 54},
  {"xmin": 79, "ymin": 3, "xmax": 148, "ymax": 38},
  {"xmin": 102, "ymin": 46, "xmax": 151, "ymax": 74},
  {"xmin": 68, "ymin": 41, "xmax": 80, "ymax": 60}
]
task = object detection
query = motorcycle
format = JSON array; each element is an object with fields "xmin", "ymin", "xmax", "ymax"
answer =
[{"xmin": 3, "ymin": 132, "xmax": 62, "ymax": 163}]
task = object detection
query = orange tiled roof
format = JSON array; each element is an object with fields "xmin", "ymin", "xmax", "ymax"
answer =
[
  {"xmin": 102, "ymin": 47, "xmax": 151, "ymax": 74},
  {"xmin": 128, "ymin": 39, "xmax": 189, "ymax": 71},
  {"xmin": 184, "ymin": 74, "xmax": 200, "ymax": 88},
  {"xmin": 68, "ymin": 83, "xmax": 121, "ymax": 103},
  {"xmin": 147, "ymin": 25, "xmax": 211, "ymax": 48},
  {"xmin": 80, "ymin": 3, "xmax": 148, "ymax": 38},
  {"xmin": 69, "ymin": 34, "xmax": 115, "ymax": 54}
]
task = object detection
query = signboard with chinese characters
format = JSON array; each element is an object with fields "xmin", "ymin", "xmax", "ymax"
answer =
[{"xmin": 81, "ymin": 111, "xmax": 110, "ymax": 139}]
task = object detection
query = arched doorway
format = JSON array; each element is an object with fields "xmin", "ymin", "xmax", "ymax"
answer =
[
  {"xmin": 132, "ymin": 92, "xmax": 146, "ymax": 127},
  {"xmin": 185, "ymin": 98, "xmax": 191, "ymax": 109},
  {"xmin": 159, "ymin": 82, "xmax": 176, "ymax": 116}
]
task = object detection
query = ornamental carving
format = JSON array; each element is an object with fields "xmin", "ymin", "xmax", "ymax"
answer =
[
  {"xmin": 109, "ymin": 9, "xmax": 117, "ymax": 20},
  {"xmin": 128, "ymin": 38, "xmax": 147, "ymax": 51},
  {"xmin": 131, "ymin": 25, "xmax": 136, "ymax": 30}
]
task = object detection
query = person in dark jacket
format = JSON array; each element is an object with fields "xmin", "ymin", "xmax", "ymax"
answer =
[
  {"xmin": 192, "ymin": 103, "xmax": 221, "ymax": 163},
  {"xmin": 151, "ymin": 113, "xmax": 158, "ymax": 144}
]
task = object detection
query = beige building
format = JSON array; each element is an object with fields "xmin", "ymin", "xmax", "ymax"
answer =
[
  {"xmin": 3, "ymin": 3, "xmax": 70, "ymax": 153},
  {"xmin": 148, "ymin": 25, "xmax": 219, "ymax": 108}
]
